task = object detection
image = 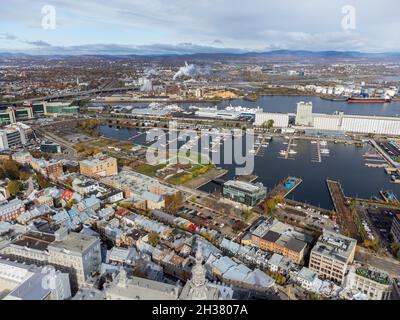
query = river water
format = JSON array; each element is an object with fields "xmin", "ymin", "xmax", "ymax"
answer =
[{"xmin": 99, "ymin": 125, "xmax": 400, "ymax": 210}]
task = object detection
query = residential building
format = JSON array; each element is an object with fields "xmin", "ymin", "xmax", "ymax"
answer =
[
  {"xmin": 222, "ymin": 180, "xmax": 266, "ymax": 206},
  {"xmin": 0, "ymin": 199, "xmax": 25, "ymax": 222},
  {"xmin": 309, "ymin": 229, "xmax": 357, "ymax": 285},
  {"xmin": 31, "ymin": 158, "xmax": 64, "ymax": 180},
  {"xmin": 80, "ymin": 154, "xmax": 118, "ymax": 178},
  {"xmin": 251, "ymin": 218, "xmax": 311, "ymax": 264},
  {"xmin": 345, "ymin": 266, "xmax": 393, "ymax": 300}
]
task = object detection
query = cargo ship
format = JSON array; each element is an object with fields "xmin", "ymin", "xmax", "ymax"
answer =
[{"xmin": 347, "ymin": 97, "xmax": 392, "ymax": 104}]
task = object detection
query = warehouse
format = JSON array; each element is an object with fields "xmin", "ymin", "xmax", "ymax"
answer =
[{"xmin": 254, "ymin": 112, "xmax": 289, "ymax": 127}]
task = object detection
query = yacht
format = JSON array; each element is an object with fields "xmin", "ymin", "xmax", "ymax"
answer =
[
  {"xmin": 248, "ymin": 149, "xmax": 255, "ymax": 154},
  {"xmin": 320, "ymin": 140, "xmax": 328, "ymax": 146},
  {"xmin": 288, "ymin": 149, "xmax": 297, "ymax": 155},
  {"xmin": 279, "ymin": 150, "xmax": 287, "ymax": 156},
  {"xmin": 310, "ymin": 141, "xmax": 317, "ymax": 144},
  {"xmin": 321, "ymin": 148, "xmax": 330, "ymax": 154}
]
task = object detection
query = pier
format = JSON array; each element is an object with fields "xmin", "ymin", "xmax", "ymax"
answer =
[
  {"xmin": 326, "ymin": 180, "xmax": 360, "ymax": 240},
  {"xmin": 267, "ymin": 176, "xmax": 302, "ymax": 199},
  {"xmin": 128, "ymin": 131, "xmax": 145, "ymax": 141}
]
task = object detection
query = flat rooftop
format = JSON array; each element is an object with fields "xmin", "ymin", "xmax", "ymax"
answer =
[
  {"xmin": 48, "ymin": 232, "xmax": 98, "ymax": 254},
  {"xmin": 312, "ymin": 229, "xmax": 357, "ymax": 263},
  {"xmin": 224, "ymin": 180, "xmax": 265, "ymax": 193},
  {"xmin": 12, "ymin": 232, "xmax": 55, "ymax": 251}
]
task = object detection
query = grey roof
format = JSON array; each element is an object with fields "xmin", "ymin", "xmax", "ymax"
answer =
[
  {"xmin": 48, "ymin": 232, "xmax": 98, "ymax": 254},
  {"xmin": 286, "ymin": 238, "xmax": 307, "ymax": 253}
]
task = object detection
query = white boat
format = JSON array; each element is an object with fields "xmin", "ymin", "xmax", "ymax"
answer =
[
  {"xmin": 321, "ymin": 148, "xmax": 330, "ymax": 154},
  {"xmin": 320, "ymin": 140, "xmax": 328, "ymax": 146},
  {"xmin": 291, "ymin": 143, "xmax": 298, "ymax": 147},
  {"xmin": 279, "ymin": 150, "xmax": 287, "ymax": 156},
  {"xmin": 311, "ymin": 141, "xmax": 317, "ymax": 144},
  {"xmin": 248, "ymin": 149, "xmax": 255, "ymax": 154},
  {"xmin": 288, "ymin": 149, "xmax": 297, "ymax": 155},
  {"xmin": 283, "ymin": 142, "xmax": 288, "ymax": 145},
  {"xmin": 284, "ymin": 136, "xmax": 290, "ymax": 139},
  {"xmin": 262, "ymin": 144, "xmax": 269, "ymax": 147}
]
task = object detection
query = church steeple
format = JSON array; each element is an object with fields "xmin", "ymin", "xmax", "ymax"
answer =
[{"xmin": 190, "ymin": 245, "xmax": 208, "ymax": 300}]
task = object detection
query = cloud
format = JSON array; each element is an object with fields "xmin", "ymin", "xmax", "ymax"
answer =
[{"xmin": 0, "ymin": 1, "xmax": 400, "ymax": 52}]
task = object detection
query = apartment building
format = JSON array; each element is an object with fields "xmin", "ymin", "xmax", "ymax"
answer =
[
  {"xmin": 309, "ymin": 229, "xmax": 357, "ymax": 285},
  {"xmin": 251, "ymin": 218, "xmax": 312, "ymax": 264},
  {"xmin": 0, "ymin": 199, "xmax": 25, "ymax": 222},
  {"xmin": 31, "ymin": 158, "xmax": 64, "ymax": 180},
  {"xmin": 79, "ymin": 153, "xmax": 118, "ymax": 178}
]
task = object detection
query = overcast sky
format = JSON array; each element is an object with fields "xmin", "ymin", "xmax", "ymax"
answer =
[{"xmin": 1, "ymin": 0, "xmax": 399, "ymax": 54}]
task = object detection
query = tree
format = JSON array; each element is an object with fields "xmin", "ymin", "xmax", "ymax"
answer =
[
  {"xmin": 164, "ymin": 192, "xmax": 183, "ymax": 214},
  {"xmin": 148, "ymin": 232, "xmax": 160, "ymax": 246},
  {"xmin": 262, "ymin": 119, "xmax": 274, "ymax": 130},
  {"xmin": 242, "ymin": 210, "xmax": 253, "ymax": 220},
  {"xmin": 35, "ymin": 174, "xmax": 52, "ymax": 190},
  {"xmin": 7, "ymin": 180, "xmax": 22, "ymax": 196},
  {"xmin": 0, "ymin": 159, "xmax": 21, "ymax": 180},
  {"xmin": 263, "ymin": 195, "xmax": 283, "ymax": 214}
]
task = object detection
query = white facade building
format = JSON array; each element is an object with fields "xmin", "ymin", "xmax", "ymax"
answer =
[
  {"xmin": 0, "ymin": 258, "xmax": 71, "ymax": 300},
  {"xmin": 254, "ymin": 112, "xmax": 289, "ymax": 127},
  {"xmin": 295, "ymin": 102, "xmax": 313, "ymax": 126}
]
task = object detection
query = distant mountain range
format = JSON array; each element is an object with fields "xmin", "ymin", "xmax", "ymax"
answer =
[{"xmin": 1, "ymin": 49, "xmax": 400, "ymax": 61}]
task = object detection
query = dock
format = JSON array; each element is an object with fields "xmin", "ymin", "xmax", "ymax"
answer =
[
  {"xmin": 128, "ymin": 131, "xmax": 145, "ymax": 141},
  {"xmin": 326, "ymin": 180, "xmax": 360, "ymax": 240},
  {"xmin": 311, "ymin": 139, "xmax": 322, "ymax": 163},
  {"xmin": 267, "ymin": 176, "xmax": 302, "ymax": 199}
]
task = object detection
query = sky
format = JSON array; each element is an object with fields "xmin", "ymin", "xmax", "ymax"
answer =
[{"xmin": 0, "ymin": 0, "xmax": 400, "ymax": 55}]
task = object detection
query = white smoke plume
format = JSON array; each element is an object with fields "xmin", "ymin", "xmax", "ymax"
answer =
[
  {"xmin": 173, "ymin": 62, "xmax": 209, "ymax": 80},
  {"xmin": 144, "ymin": 67, "xmax": 158, "ymax": 76}
]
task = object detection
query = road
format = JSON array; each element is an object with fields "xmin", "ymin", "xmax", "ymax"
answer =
[{"xmin": 355, "ymin": 246, "xmax": 400, "ymax": 277}]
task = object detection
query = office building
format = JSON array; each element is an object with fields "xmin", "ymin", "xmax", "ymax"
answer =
[
  {"xmin": 309, "ymin": 229, "xmax": 357, "ymax": 285},
  {"xmin": 345, "ymin": 265, "xmax": 392, "ymax": 300},
  {"xmin": 43, "ymin": 101, "xmax": 80, "ymax": 115},
  {"xmin": 0, "ymin": 124, "xmax": 27, "ymax": 151},
  {"xmin": 80, "ymin": 153, "xmax": 118, "ymax": 178},
  {"xmin": 101, "ymin": 170, "xmax": 179, "ymax": 210},
  {"xmin": 222, "ymin": 180, "xmax": 266, "ymax": 206},
  {"xmin": 40, "ymin": 141, "xmax": 62, "ymax": 154},
  {"xmin": 0, "ymin": 258, "xmax": 71, "ymax": 300},
  {"xmin": 0, "ymin": 230, "xmax": 101, "ymax": 291},
  {"xmin": 295, "ymin": 101, "xmax": 313, "ymax": 126}
]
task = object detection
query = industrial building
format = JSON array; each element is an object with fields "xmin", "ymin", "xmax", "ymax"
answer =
[
  {"xmin": 254, "ymin": 112, "xmax": 289, "ymax": 127},
  {"xmin": 222, "ymin": 180, "xmax": 267, "ymax": 206},
  {"xmin": 309, "ymin": 230, "xmax": 357, "ymax": 285},
  {"xmin": 295, "ymin": 101, "xmax": 313, "ymax": 126}
]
